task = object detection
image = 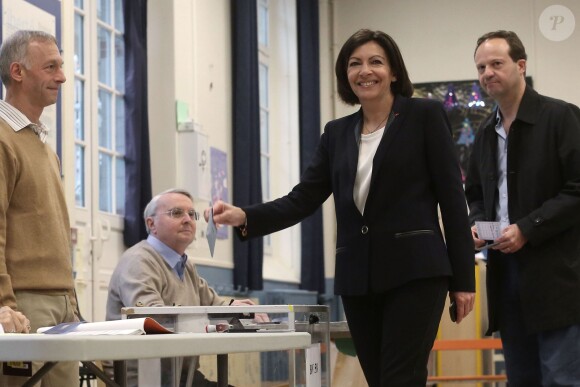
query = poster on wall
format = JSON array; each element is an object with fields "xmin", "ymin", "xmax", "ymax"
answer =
[
  {"xmin": 413, "ymin": 78, "xmax": 532, "ymax": 181},
  {"xmin": 210, "ymin": 147, "xmax": 229, "ymax": 239},
  {"xmin": 413, "ymin": 80, "xmax": 495, "ymax": 181}
]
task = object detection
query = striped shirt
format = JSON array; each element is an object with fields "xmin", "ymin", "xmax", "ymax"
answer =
[{"xmin": 0, "ymin": 100, "xmax": 49, "ymax": 142}]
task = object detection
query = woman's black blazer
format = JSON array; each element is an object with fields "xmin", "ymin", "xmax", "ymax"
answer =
[{"xmin": 242, "ymin": 95, "xmax": 475, "ymax": 296}]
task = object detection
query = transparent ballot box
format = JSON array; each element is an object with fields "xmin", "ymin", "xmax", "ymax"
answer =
[{"xmin": 121, "ymin": 304, "xmax": 330, "ymax": 387}]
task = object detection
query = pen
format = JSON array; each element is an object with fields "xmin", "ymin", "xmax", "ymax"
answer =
[{"xmin": 229, "ymin": 299, "xmax": 235, "ymax": 306}]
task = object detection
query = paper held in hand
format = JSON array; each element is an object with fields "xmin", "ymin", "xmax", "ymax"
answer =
[
  {"xmin": 206, "ymin": 203, "xmax": 217, "ymax": 257},
  {"xmin": 475, "ymin": 221, "xmax": 504, "ymax": 251},
  {"xmin": 475, "ymin": 221, "xmax": 502, "ymax": 241},
  {"xmin": 37, "ymin": 317, "xmax": 173, "ymax": 336}
]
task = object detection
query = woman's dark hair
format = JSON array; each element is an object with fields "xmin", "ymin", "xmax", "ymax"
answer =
[
  {"xmin": 474, "ymin": 30, "xmax": 527, "ymax": 62},
  {"xmin": 335, "ymin": 29, "xmax": 413, "ymax": 105}
]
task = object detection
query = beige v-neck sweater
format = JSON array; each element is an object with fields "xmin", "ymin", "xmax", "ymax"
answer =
[
  {"xmin": 0, "ymin": 119, "xmax": 75, "ymax": 310},
  {"xmin": 106, "ymin": 240, "xmax": 228, "ymax": 321}
]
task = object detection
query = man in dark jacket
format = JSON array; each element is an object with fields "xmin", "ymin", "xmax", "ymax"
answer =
[{"xmin": 466, "ymin": 30, "xmax": 580, "ymax": 386}]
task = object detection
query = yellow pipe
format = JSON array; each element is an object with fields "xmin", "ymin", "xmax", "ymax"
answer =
[{"xmin": 475, "ymin": 262, "xmax": 483, "ymax": 387}]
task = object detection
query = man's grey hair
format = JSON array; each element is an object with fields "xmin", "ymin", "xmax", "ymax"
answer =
[
  {"xmin": 0, "ymin": 30, "xmax": 57, "ymax": 86},
  {"xmin": 143, "ymin": 188, "xmax": 194, "ymax": 234}
]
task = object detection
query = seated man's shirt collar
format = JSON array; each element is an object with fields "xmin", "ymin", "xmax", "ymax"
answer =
[{"xmin": 147, "ymin": 235, "xmax": 188, "ymax": 280}]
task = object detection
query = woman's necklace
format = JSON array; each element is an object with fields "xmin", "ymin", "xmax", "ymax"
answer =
[{"xmin": 363, "ymin": 112, "xmax": 390, "ymax": 135}]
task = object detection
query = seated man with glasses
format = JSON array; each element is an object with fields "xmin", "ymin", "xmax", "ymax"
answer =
[{"xmin": 106, "ymin": 188, "xmax": 253, "ymax": 386}]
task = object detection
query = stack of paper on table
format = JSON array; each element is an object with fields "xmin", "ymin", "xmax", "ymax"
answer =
[{"xmin": 37, "ymin": 317, "xmax": 173, "ymax": 335}]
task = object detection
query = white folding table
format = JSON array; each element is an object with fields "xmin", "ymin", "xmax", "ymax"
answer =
[{"xmin": 0, "ymin": 331, "xmax": 311, "ymax": 386}]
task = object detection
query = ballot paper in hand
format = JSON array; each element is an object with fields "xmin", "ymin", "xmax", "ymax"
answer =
[
  {"xmin": 206, "ymin": 204, "xmax": 217, "ymax": 257},
  {"xmin": 475, "ymin": 221, "xmax": 502, "ymax": 241}
]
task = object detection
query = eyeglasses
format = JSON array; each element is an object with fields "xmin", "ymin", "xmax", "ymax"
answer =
[{"xmin": 160, "ymin": 208, "xmax": 199, "ymax": 221}]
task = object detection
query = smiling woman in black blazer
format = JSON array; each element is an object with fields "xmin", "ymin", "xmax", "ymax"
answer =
[{"xmin": 208, "ymin": 29, "xmax": 475, "ymax": 386}]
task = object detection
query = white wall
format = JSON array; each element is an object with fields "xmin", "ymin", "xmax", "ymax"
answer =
[{"xmin": 147, "ymin": 0, "xmax": 178, "ymax": 191}]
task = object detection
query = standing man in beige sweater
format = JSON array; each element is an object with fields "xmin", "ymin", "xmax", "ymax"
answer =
[{"xmin": 0, "ymin": 30, "xmax": 78, "ymax": 386}]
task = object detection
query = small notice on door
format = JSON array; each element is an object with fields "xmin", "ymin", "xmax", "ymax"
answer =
[{"xmin": 305, "ymin": 343, "xmax": 322, "ymax": 387}]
